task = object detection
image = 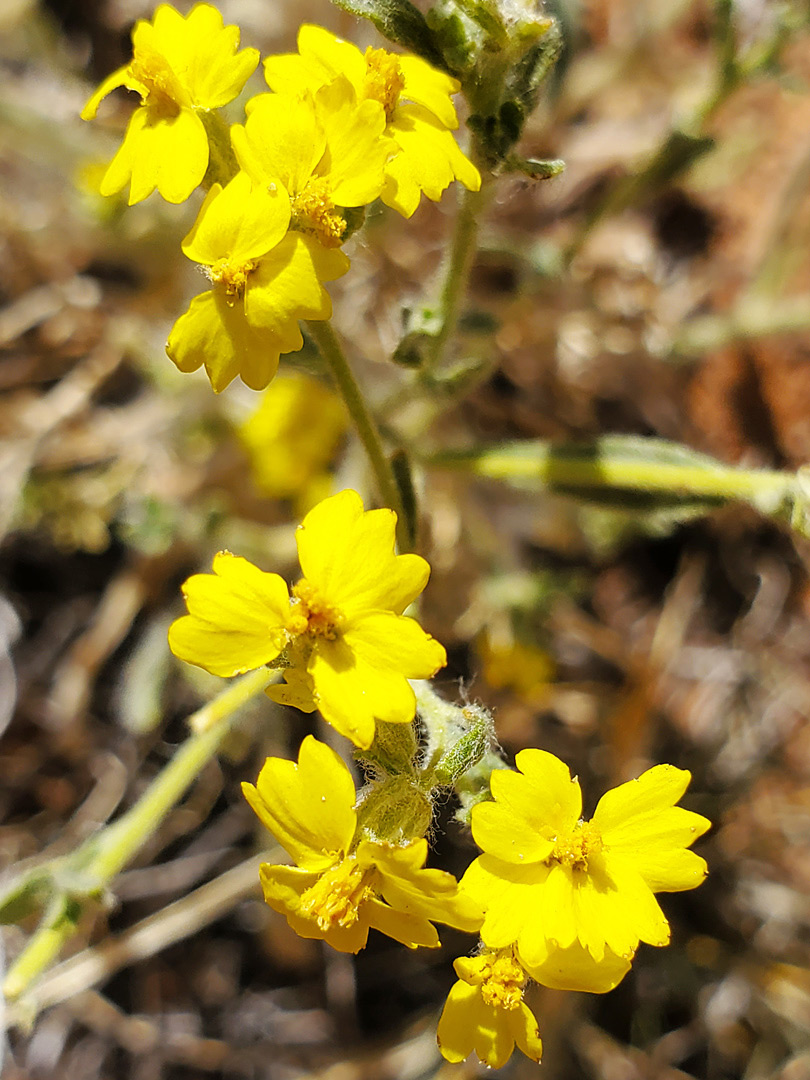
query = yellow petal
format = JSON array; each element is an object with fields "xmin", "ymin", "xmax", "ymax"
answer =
[
  {"xmin": 81, "ymin": 64, "xmax": 132, "ymax": 120},
  {"xmin": 246, "ymin": 232, "xmax": 348, "ymax": 334},
  {"xmin": 167, "ymin": 551, "xmax": 289, "ymax": 676},
  {"xmin": 304, "ymin": 641, "xmax": 386, "ymax": 748},
  {"xmin": 297, "ymin": 24, "xmax": 366, "ymax": 90},
  {"xmin": 167, "ymin": 618, "xmax": 278, "ymax": 678},
  {"xmin": 624, "ymin": 846, "xmax": 708, "ymax": 893},
  {"xmin": 382, "ymin": 104, "xmax": 480, "ymax": 217},
  {"xmin": 233, "ymin": 93, "xmax": 325, "ymax": 196},
  {"xmin": 100, "ymin": 105, "xmax": 208, "ymax": 204},
  {"xmin": 519, "ymin": 940, "xmax": 632, "ymax": 993},
  {"xmin": 364, "ymin": 897, "xmax": 440, "ymax": 949},
  {"xmin": 362, "ymin": 839, "xmax": 483, "ymax": 934},
  {"xmin": 344, "ymin": 612, "xmax": 446, "ymax": 679},
  {"xmin": 295, "ymin": 490, "xmax": 430, "ymax": 614},
  {"xmin": 312, "ymin": 79, "xmax": 390, "ymax": 207},
  {"xmin": 261, "ymin": 53, "xmax": 320, "ymax": 95},
  {"xmin": 507, "ymin": 1002, "xmax": 544, "ymax": 1065},
  {"xmin": 470, "ymin": 800, "xmax": 555, "ymax": 866},
  {"xmin": 478, "ymin": 749, "xmax": 582, "ymax": 851},
  {"xmin": 182, "ymin": 172, "xmax": 290, "ymax": 265},
  {"xmin": 178, "ymin": 5, "xmax": 259, "ymax": 108},
  {"xmin": 398, "ymin": 54, "xmax": 460, "ymax": 128},
  {"xmin": 462, "ymin": 855, "xmax": 545, "ymax": 951},
  {"xmin": 266, "ymin": 667, "xmax": 319, "ymax": 713},
  {"xmin": 242, "ymin": 736, "xmax": 357, "ymax": 870},
  {"xmin": 437, "ymin": 980, "xmax": 485, "ymax": 1064},
  {"xmin": 166, "ymin": 289, "xmax": 284, "ymax": 394}
]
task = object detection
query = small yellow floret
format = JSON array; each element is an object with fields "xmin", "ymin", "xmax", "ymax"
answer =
[
  {"xmin": 476, "ymin": 952, "xmax": 526, "ymax": 1010},
  {"xmin": 363, "ymin": 47, "xmax": 404, "ymax": 119}
]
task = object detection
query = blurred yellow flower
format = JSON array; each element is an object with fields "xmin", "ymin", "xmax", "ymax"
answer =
[
  {"xmin": 462, "ymin": 750, "xmax": 710, "ymax": 969},
  {"xmin": 477, "ymin": 632, "xmax": 555, "ymax": 702},
  {"xmin": 166, "ymin": 172, "xmax": 348, "ymax": 392},
  {"xmin": 232, "ymin": 79, "xmax": 393, "ymax": 247},
  {"xmin": 81, "ymin": 3, "xmax": 259, "ymax": 204},
  {"xmin": 262, "ymin": 24, "xmax": 481, "ymax": 217},
  {"xmin": 168, "ymin": 489, "xmax": 446, "ymax": 747},
  {"xmin": 242, "ymin": 736, "xmax": 483, "ymax": 951},
  {"xmin": 437, "ymin": 948, "xmax": 543, "ymax": 1068},
  {"xmin": 238, "ymin": 373, "xmax": 347, "ymax": 512}
]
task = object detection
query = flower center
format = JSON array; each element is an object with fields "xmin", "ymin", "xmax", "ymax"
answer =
[
  {"xmin": 548, "ymin": 819, "xmax": 603, "ymax": 871},
  {"xmin": 289, "ymin": 580, "xmax": 346, "ymax": 639},
  {"xmin": 290, "ymin": 178, "xmax": 346, "ymax": 248},
  {"xmin": 207, "ymin": 258, "xmax": 257, "ymax": 303},
  {"xmin": 363, "ymin": 47, "xmax": 404, "ymax": 121},
  {"xmin": 298, "ymin": 857, "xmax": 373, "ymax": 931},
  {"xmin": 129, "ymin": 49, "xmax": 185, "ymax": 119},
  {"xmin": 474, "ymin": 950, "xmax": 526, "ymax": 1011}
]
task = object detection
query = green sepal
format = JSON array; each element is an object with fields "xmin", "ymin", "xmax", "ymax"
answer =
[{"xmin": 329, "ymin": 0, "xmax": 448, "ymax": 70}]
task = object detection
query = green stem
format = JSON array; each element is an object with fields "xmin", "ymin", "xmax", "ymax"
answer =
[
  {"xmin": 307, "ymin": 319, "xmax": 409, "ymax": 548},
  {"xmin": 3, "ymin": 667, "xmax": 272, "ymax": 1000},
  {"xmin": 422, "ymin": 163, "xmax": 493, "ymax": 375}
]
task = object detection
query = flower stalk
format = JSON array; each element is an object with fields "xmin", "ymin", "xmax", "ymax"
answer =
[{"xmin": 307, "ymin": 320, "xmax": 410, "ymax": 547}]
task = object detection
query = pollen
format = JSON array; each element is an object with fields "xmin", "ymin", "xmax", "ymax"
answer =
[
  {"xmin": 298, "ymin": 857, "xmax": 371, "ymax": 931},
  {"xmin": 363, "ymin": 47, "xmax": 404, "ymax": 120},
  {"xmin": 290, "ymin": 179, "xmax": 346, "ymax": 248},
  {"xmin": 290, "ymin": 579, "xmax": 346, "ymax": 639},
  {"xmin": 475, "ymin": 950, "xmax": 526, "ymax": 1011},
  {"xmin": 548, "ymin": 819, "xmax": 603, "ymax": 871},
  {"xmin": 207, "ymin": 257, "xmax": 257, "ymax": 303}
]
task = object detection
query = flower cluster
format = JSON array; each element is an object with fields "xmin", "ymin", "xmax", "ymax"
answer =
[
  {"xmin": 91, "ymin": 7, "xmax": 713, "ymax": 1070},
  {"xmin": 168, "ymin": 489, "xmax": 446, "ymax": 748},
  {"xmin": 82, "ymin": 4, "xmax": 481, "ymax": 393}
]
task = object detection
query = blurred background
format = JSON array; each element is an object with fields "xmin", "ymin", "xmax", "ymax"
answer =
[{"xmin": 2, "ymin": 0, "xmax": 810, "ymax": 1076}]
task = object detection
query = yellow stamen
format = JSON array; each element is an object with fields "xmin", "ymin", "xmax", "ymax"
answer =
[
  {"xmin": 548, "ymin": 820, "xmax": 603, "ymax": 871},
  {"xmin": 290, "ymin": 178, "xmax": 346, "ymax": 248},
  {"xmin": 290, "ymin": 580, "xmax": 345, "ymax": 640},
  {"xmin": 128, "ymin": 48, "xmax": 186, "ymax": 118},
  {"xmin": 298, "ymin": 857, "xmax": 372, "ymax": 931},
  {"xmin": 207, "ymin": 258, "xmax": 257, "ymax": 303},
  {"xmin": 363, "ymin": 47, "xmax": 404, "ymax": 121},
  {"xmin": 476, "ymin": 950, "xmax": 526, "ymax": 1011}
]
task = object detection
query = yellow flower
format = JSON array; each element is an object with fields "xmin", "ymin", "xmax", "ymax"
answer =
[
  {"xmin": 168, "ymin": 489, "xmax": 447, "ymax": 747},
  {"xmin": 166, "ymin": 171, "xmax": 348, "ymax": 392},
  {"xmin": 262, "ymin": 24, "xmax": 481, "ymax": 217},
  {"xmin": 81, "ymin": 3, "xmax": 259, "ymax": 204},
  {"xmin": 462, "ymin": 750, "xmax": 710, "ymax": 969},
  {"xmin": 231, "ymin": 78, "xmax": 393, "ymax": 248},
  {"xmin": 242, "ymin": 736, "xmax": 483, "ymax": 951},
  {"xmin": 437, "ymin": 948, "xmax": 543, "ymax": 1068},
  {"xmin": 238, "ymin": 373, "xmax": 347, "ymax": 512}
]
